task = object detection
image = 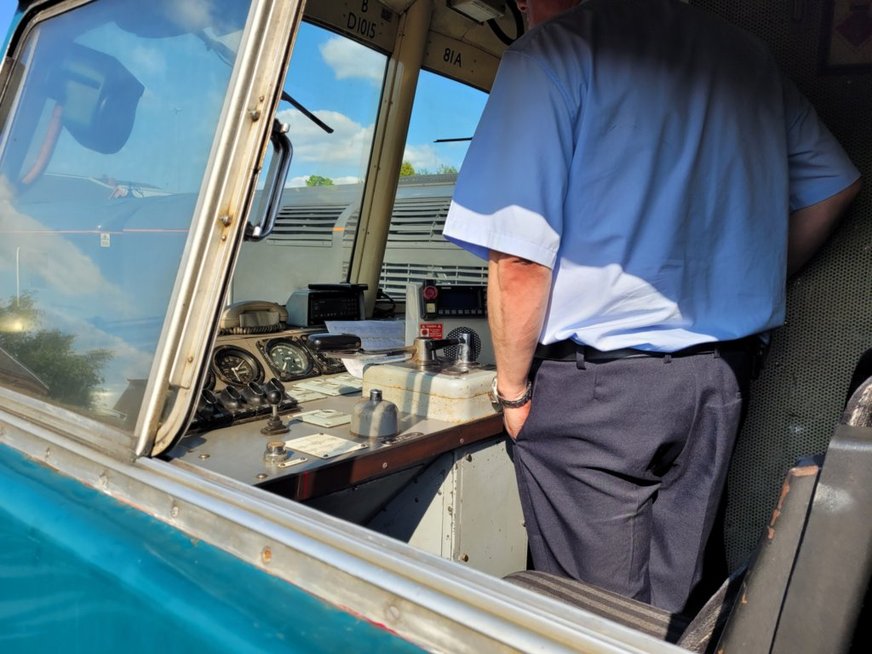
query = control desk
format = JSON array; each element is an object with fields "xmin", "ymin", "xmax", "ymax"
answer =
[
  {"xmin": 171, "ymin": 290, "xmax": 503, "ymax": 502},
  {"xmin": 168, "ymin": 320, "xmax": 502, "ymax": 500},
  {"xmin": 169, "ymin": 372, "xmax": 502, "ymax": 500}
]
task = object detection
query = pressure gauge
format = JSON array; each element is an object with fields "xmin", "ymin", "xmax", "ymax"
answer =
[{"xmin": 263, "ymin": 339, "xmax": 313, "ymax": 380}]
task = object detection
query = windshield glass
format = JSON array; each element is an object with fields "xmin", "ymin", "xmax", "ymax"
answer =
[
  {"xmin": 232, "ymin": 21, "xmax": 387, "ymax": 304},
  {"xmin": 232, "ymin": 38, "xmax": 488, "ymax": 311},
  {"xmin": 380, "ymin": 69, "xmax": 487, "ymax": 300},
  {"xmin": 0, "ymin": 0, "xmax": 251, "ymax": 429}
]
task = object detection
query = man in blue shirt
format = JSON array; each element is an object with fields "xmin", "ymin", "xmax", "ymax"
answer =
[{"xmin": 443, "ymin": 0, "xmax": 860, "ymax": 613}]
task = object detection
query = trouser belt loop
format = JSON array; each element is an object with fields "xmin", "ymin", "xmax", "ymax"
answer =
[{"xmin": 576, "ymin": 349, "xmax": 586, "ymax": 370}]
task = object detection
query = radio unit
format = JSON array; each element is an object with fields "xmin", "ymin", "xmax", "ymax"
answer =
[
  {"xmin": 286, "ymin": 284, "xmax": 366, "ymax": 327},
  {"xmin": 419, "ymin": 281, "xmax": 487, "ymax": 320}
]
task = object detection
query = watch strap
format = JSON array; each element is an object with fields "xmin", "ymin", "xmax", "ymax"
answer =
[{"xmin": 491, "ymin": 378, "xmax": 532, "ymax": 409}]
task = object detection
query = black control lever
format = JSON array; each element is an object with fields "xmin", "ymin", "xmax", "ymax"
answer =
[
  {"xmin": 418, "ymin": 334, "xmax": 470, "ymax": 358},
  {"xmin": 219, "ymin": 385, "xmax": 245, "ymax": 412},
  {"xmin": 192, "ymin": 389, "xmax": 233, "ymax": 430},
  {"xmin": 308, "ymin": 331, "xmax": 415, "ymax": 361},
  {"xmin": 306, "ymin": 332, "xmax": 362, "ymax": 355},
  {"xmin": 412, "ymin": 334, "xmax": 474, "ymax": 370},
  {"xmin": 197, "ymin": 389, "xmax": 220, "ymax": 421},
  {"xmin": 424, "ymin": 337, "xmax": 462, "ymax": 352},
  {"xmin": 261, "ymin": 378, "xmax": 290, "ymax": 435},
  {"xmin": 242, "ymin": 381, "xmax": 268, "ymax": 407}
]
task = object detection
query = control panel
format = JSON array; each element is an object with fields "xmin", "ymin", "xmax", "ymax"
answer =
[
  {"xmin": 419, "ymin": 281, "xmax": 487, "ymax": 320},
  {"xmin": 405, "ymin": 282, "xmax": 494, "ymax": 365}
]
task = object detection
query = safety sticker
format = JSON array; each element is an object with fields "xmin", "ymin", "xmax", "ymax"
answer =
[{"xmin": 419, "ymin": 322, "xmax": 443, "ymax": 339}]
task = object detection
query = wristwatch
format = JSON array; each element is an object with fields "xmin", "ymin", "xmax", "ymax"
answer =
[{"xmin": 489, "ymin": 377, "xmax": 532, "ymax": 410}]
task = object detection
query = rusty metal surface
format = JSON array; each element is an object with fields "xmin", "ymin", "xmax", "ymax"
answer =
[
  {"xmin": 715, "ymin": 462, "xmax": 820, "ymax": 652},
  {"xmin": 769, "ymin": 380, "xmax": 872, "ymax": 653}
]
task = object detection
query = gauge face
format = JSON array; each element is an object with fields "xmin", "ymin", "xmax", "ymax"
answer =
[
  {"xmin": 213, "ymin": 346, "xmax": 264, "ymax": 386},
  {"xmin": 265, "ymin": 340, "xmax": 313, "ymax": 380}
]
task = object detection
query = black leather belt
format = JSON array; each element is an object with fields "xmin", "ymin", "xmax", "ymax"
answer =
[{"xmin": 534, "ymin": 337, "xmax": 760, "ymax": 362}]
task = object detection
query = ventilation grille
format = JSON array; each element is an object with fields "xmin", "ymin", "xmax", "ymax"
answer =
[
  {"xmin": 343, "ymin": 212, "xmax": 359, "ymax": 246},
  {"xmin": 691, "ymin": 0, "xmax": 872, "ymax": 570},
  {"xmin": 387, "ymin": 197, "xmax": 452, "ymax": 245},
  {"xmin": 269, "ymin": 204, "xmax": 345, "ymax": 246}
]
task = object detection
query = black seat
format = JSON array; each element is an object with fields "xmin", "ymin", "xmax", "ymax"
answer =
[
  {"xmin": 505, "ymin": 459, "xmax": 819, "ymax": 652},
  {"xmin": 505, "ymin": 375, "xmax": 872, "ymax": 653}
]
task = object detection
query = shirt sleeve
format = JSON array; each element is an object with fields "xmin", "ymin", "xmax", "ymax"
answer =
[
  {"xmin": 783, "ymin": 76, "xmax": 860, "ymax": 212},
  {"xmin": 442, "ymin": 49, "xmax": 576, "ymax": 269}
]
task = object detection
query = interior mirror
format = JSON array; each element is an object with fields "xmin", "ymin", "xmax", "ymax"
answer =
[{"xmin": 53, "ymin": 43, "xmax": 144, "ymax": 154}]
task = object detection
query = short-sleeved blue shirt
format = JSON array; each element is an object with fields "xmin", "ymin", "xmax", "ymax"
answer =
[{"xmin": 443, "ymin": 0, "xmax": 859, "ymax": 351}]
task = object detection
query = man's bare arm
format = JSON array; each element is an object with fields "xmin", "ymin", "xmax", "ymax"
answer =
[
  {"xmin": 488, "ymin": 251, "xmax": 552, "ymax": 438},
  {"xmin": 788, "ymin": 178, "xmax": 861, "ymax": 275}
]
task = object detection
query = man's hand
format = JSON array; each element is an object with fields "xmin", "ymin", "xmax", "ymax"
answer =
[{"xmin": 503, "ymin": 403, "xmax": 532, "ymax": 440}]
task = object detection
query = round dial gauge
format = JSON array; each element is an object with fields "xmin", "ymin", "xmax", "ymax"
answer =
[
  {"xmin": 265, "ymin": 340, "xmax": 313, "ymax": 380},
  {"xmin": 213, "ymin": 346, "xmax": 264, "ymax": 386}
]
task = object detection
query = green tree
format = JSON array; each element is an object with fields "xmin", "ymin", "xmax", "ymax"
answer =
[
  {"xmin": 0, "ymin": 295, "xmax": 111, "ymax": 409},
  {"xmin": 399, "ymin": 160, "xmax": 416, "ymax": 176},
  {"xmin": 305, "ymin": 175, "xmax": 334, "ymax": 187},
  {"xmin": 409, "ymin": 164, "xmax": 457, "ymax": 176}
]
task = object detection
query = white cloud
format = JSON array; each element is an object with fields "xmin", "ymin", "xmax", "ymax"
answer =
[
  {"xmin": 127, "ymin": 44, "xmax": 168, "ymax": 78},
  {"xmin": 403, "ymin": 144, "xmax": 442, "ymax": 172},
  {"xmin": 319, "ymin": 37, "xmax": 385, "ymax": 85},
  {"xmin": 168, "ymin": 0, "xmax": 213, "ymax": 31},
  {"xmin": 278, "ymin": 108, "xmax": 374, "ymax": 180},
  {"xmin": 0, "ymin": 179, "xmax": 134, "ymax": 314}
]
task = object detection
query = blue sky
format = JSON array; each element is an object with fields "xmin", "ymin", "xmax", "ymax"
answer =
[
  {"xmin": 0, "ymin": 2, "xmax": 486, "ymax": 187},
  {"xmin": 0, "ymin": 0, "xmax": 16, "ymax": 43},
  {"xmin": 278, "ymin": 21, "xmax": 486, "ymax": 186}
]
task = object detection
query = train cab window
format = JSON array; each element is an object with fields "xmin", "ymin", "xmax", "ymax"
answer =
[
  {"xmin": 379, "ymin": 70, "xmax": 487, "ymax": 300},
  {"xmin": 231, "ymin": 21, "xmax": 388, "ymax": 304},
  {"xmin": 0, "ymin": 0, "xmax": 251, "ymax": 431}
]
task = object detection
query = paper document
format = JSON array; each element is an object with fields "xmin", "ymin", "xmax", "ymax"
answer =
[
  {"xmin": 293, "ymin": 374, "xmax": 362, "ymax": 396},
  {"xmin": 325, "ymin": 320, "xmax": 408, "ymax": 377},
  {"xmin": 297, "ymin": 409, "xmax": 352, "ymax": 428},
  {"xmin": 325, "ymin": 320, "xmax": 405, "ymax": 351},
  {"xmin": 286, "ymin": 433, "xmax": 368, "ymax": 459}
]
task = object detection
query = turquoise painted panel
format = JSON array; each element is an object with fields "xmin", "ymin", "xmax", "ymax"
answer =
[{"xmin": 0, "ymin": 444, "xmax": 423, "ymax": 654}]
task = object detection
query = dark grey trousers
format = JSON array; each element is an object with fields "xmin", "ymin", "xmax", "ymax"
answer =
[{"xmin": 512, "ymin": 349, "xmax": 752, "ymax": 613}]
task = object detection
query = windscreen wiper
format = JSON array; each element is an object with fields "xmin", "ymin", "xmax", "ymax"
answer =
[
  {"xmin": 280, "ymin": 90, "xmax": 333, "ymax": 134},
  {"xmin": 196, "ymin": 30, "xmax": 333, "ymax": 135}
]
